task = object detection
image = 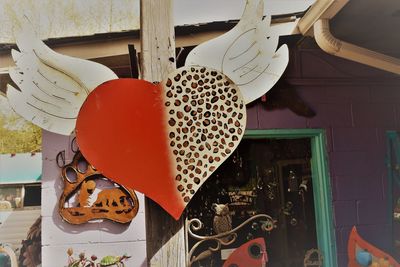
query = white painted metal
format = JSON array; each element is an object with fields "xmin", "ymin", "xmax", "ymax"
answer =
[
  {"xmin": 7, "ymin": 26, "xmax": 117, "ymax": 135},
  {"xmin": 185, "ymin": 0, "xmax": 293, "ymax": 104}
]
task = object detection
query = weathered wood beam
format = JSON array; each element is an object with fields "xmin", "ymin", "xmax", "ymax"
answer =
[
  {"xmin": 140, "ymin": 0, "xmax": 186, "ymax": 266},
  {"xmin": 140, "ymin": 0, "xmax": 175, "ymax": 80}
]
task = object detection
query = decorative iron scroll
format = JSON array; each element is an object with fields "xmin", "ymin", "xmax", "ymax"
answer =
[
  {"xmin": 58, "ymin": 149, "xmax": 139, "ymax": 225},
  {"xmin": 186, "ymin": 214, "xmax": 276, "ymax": 267}
]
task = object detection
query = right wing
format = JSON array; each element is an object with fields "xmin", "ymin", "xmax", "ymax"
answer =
[
  {"xmin": 185, "ymin": 0, "xmax": 295, "ymax": 104},
  {"xmin": 7, "ymin": 28, "xmax": 118, "ymax": 135}
]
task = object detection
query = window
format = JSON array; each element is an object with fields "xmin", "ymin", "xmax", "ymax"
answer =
[
  {"xmin": 0, "ymin": 186, "xmax": 23, "ymax": 210},
  {"xmin": 0, "ymin": 183, "xmax": 41, "ymax": 210},
  {"xmin": 23, "ymin": 184, "xmax": 41, "ymax": 207}
]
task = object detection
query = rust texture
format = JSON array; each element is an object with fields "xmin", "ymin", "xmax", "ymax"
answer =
[{"xmin": 59, "ymin": 150, "xmax": 139, "ymax": 224}]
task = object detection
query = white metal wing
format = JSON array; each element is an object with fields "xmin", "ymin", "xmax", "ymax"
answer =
[
  {"xmin": 7, "ymin": 29, "xmax": 118, "ymax": 135},
  {"xmin": 185, "ymin": 0, "xmax": 294, "ymax": 104}
]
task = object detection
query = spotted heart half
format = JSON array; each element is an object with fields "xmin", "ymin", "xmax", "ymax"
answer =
[{"xmin": 76, "ymin": 66, "xmax": 246, "ymax": 219}]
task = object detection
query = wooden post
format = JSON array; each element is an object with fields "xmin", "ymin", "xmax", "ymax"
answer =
[
  {"xmin": 140, "ymin": 0, "xmax": 176, "ymax": 81},
  {"xmin": 140, "ymin": 1, "xmax": 186, "ymax": 266}
]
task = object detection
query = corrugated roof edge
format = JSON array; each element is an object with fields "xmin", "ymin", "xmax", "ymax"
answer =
[{"xmin": 0, "ymin": 11, "xmax": 306, "ymax": 53}]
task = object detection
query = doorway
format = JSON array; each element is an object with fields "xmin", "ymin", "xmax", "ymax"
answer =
[{"xmin": 186, "ymin": 129, "xmax": 337, "ymax": 267}]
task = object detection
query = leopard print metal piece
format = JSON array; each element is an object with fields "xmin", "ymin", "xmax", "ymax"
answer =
[{"xmin": 163, "ymin": 66, "xmax": 246, "ymax": 204}]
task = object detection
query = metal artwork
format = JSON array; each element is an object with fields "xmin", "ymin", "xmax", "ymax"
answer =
[
  {"xmin": 303, "ymin": 249, "xmax": 323, "ymax": 267},
  {"xmin": 58, "ymin": 150, "xmax": 139, "ymax": 224},
  {"xmin": 99, "ymin": 255, "xmax": 131, "ymax": 267},
  {"xmin": 66, "ymin": 248, "xmax": 131, "ymax": 267},
  {"xmin": 185, "ymin": 0, "xmax": 292, "ymax": 104},
  {"xmin": 76, "ymin": 66, "xmax": 246, "ymax": 220},
  {"xmin": 348, "ymin": 226, "xmax": 399, "ymax": 267},
  {"xmin": 6, "ymin": 22, "xmax": 117, "ymax": 135},
  {"xmin": 222, "ymin": 237, "xmax": 267, "ymax": 267},
  {"xmin": 7, "ymin": 19, "xmax": 249, "ymax": 221},
  {"xmin": 187, "ymin": 214, "xmax": 276, "ymax": 267},
  {"xmin": 212, "ymin": 203, "xmax": 232, "ymax": 243}
]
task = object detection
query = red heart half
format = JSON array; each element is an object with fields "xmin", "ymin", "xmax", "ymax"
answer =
[{"xmin": 76, "ymin": 66, "xmax": 246, "ymax": 219}]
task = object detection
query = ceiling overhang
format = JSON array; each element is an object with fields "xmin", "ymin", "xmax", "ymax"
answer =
[{"xmin": 298, "ymin": 0, "xmax": 400, "ymax": 75}]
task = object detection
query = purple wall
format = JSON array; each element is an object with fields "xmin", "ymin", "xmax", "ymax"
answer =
[{"xmin": 246, "ymin": 43, "xmax": 400, "ymax": 266}]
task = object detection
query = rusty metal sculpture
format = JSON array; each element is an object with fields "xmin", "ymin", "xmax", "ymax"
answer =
[
  {"xmin": 58, "ymin": 150, "xmax": 139, "ymax": 225},
  {"xmin": 187, "ymin": 214, "xmax": 276, "ymax": 267}
]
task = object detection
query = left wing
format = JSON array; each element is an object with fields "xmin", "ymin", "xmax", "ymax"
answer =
[{"xmin": 7, "ymin": 28, "xmax": 118, "ymax": 135}]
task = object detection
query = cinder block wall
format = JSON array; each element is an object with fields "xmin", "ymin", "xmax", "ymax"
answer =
[
  {"xmin": 245, "ymin": 45, "xmax": 400, "ymax": 266},
  {"xmin": 41, "ymin": 132, "xmax": 147, "ymax": 267}
]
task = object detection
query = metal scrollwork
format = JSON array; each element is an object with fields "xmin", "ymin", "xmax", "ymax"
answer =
[{"xmin": 187, "ymin": 214, "xmax": 276, "ymax": 267}]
